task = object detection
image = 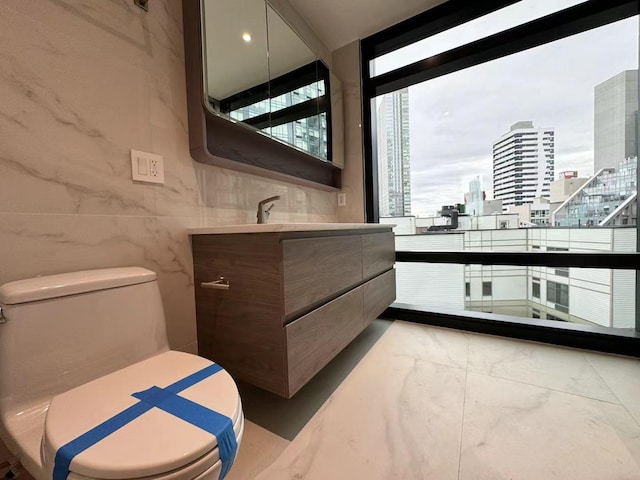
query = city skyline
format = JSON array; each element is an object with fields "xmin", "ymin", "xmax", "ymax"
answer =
[{"xmin": 374, "ymin": 9, "xmax": 638, "ymax": 217}]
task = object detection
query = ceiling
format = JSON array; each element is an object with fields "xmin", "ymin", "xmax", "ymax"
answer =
[
  {"xmin": 287, "ymin": 0, "xmax": 448, "ymax": 52},
  {"xmin": 204, "ymin": 0, "xmax": 315, "ymax": 100}
]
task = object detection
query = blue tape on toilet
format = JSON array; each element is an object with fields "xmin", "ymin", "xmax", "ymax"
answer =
[
  {"xmin": 133, "ymin": 386, "xmax": 237, "ymax": 480},
  {"xmin": 52, "ymin": 363, "xmax": 236, "ymax": 480}
]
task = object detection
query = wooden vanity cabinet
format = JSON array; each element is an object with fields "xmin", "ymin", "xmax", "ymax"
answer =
[{"xmin": 191, "ymin": 228, "xmax": 395, "ymax": 398}]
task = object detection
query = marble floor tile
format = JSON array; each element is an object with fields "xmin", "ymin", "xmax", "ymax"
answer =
[
  {"xmin": 252, "ymin": 321, "xmax": 467, "ymax": 480},
  {"xmin": 227, "ymin": 422, "xmax": 289, "ymax": 480},
  {"xmin": 467, "ymin": 334, "xmax": 618, "ymax": 402},
  {"xmin": 586, "ymin": 352, "xmax": 640, "ymax": 427},
  {"xmin": 225, "ymin": 323, "xmax": 640, "ymax": 480},
  {"xmin": 459, "ymin": 373, "xmax": 640, "ymax": 480},
  {"xmin": 384, "ymin": 320, "xmax": 470, "ymax": 370}
]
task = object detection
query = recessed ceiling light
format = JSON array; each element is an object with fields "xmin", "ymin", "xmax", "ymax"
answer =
[{"xmin": 242, "ymin": 33, "xmax": 252, "ymax": 43}]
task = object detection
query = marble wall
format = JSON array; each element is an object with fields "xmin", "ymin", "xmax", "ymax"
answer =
[
  {"xmin": 333, "ymin": 41, "xmax": 366, "ymax": 223},
  {"xmin": 0, "ymin": 0, "xmax": 338, "ymax": 358}
]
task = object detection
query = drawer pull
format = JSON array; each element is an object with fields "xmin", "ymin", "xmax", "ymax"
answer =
[{"xmin": 201, "ymin": 277, "xmax": 230, "ymax": 290}]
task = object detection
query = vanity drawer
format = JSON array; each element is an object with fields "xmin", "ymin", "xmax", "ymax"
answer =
[
  {"xmin": 363, "ymin": 269, "xmax": 396, "ymax": 326},
  {"xmin": 282, "ymin": 235, "xmax": 363, "ymax": 317},
  {"xmin": 285, "ymin": 286, "xmax": 364, "ymax": 396},
  {"xmin": 362, "ymin": 232, "xmax": 395, "ymax": 280}
]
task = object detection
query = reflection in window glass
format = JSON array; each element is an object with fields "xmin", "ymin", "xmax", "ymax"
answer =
[
  {"xmin": 229, "ymin": 80, "xmax": 329, "ymax": 161},
  {"xmin": 230, "ymin": 80, "xmax": 325, "ymax": 121},
  {"xmin": 268, "ymin": 113, "xmax": 328, "ymax": 160}
]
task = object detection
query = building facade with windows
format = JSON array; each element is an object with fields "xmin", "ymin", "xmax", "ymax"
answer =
[
  {"xmin": 493, "ymin": 121, "xmax": 555, "ymax": 208},
  {"xmin": 377, "ymin": 88, "xmax": 411, "ymax": 216},
  {"xmin": 594, "ymin": 70, "xmax": 639, "ymax": 172}
]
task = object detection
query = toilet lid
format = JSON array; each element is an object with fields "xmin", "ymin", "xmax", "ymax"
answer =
[{"xmin": 42, "ymin": 351, "xmax": 241, "ymax": 480}]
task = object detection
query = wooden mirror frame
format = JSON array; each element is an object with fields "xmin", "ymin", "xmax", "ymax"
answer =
[{"xmin": 182, "ymin": 0, "xmax": 342, "ymax": 190}]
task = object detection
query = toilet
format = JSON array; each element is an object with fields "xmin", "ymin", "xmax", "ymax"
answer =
[{"xmin": 0, "ymin": 267, "xmax": 243, "ymax": 480}]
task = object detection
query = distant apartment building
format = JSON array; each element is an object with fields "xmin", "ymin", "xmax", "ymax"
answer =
[
  {"xmin": 594, "ymin": 70, "xmax": 638, "ymax": 172},
  {"xmin": 493, "ymin": 121, "xmax": 555, "ymax": 208},
  {"xmin": 549, "ymin": 171, "xmax": 589, "ymax": 212},
  {"xmin": 508, "ymin": 197, "xmax": 551, "ymax": 226},
  {"xmin": 377, "ymin": 88, "xmax": 411, "ymax": 216}
]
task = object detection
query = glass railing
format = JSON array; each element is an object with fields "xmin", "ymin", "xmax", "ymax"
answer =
[{"xmin": 392, "ymin": 228, "xmax": 637, "ymax": 329}]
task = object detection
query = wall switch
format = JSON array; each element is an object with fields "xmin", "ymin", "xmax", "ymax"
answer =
[
  {"xmin": 131, "ymin": 149, "xmax": 164, "ymax": 184},
  {"xmin": 337, "ymin": 192, "xmax": 347, "ymax": 207},
  {"xmin": 137, "ymin": 157, "xmax": 149, "ymax": 175}
]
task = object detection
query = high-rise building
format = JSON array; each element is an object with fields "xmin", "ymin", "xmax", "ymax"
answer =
[
  {"xmin": 594, "ymin": 70, "xmax": 638, "ymax": 172},
  {"xmin": 377, "ymin": 88, "xmax": 411, "ymax": 216},
  {"xmin": 553, "ymin": 70, "xmax": 639, "ymax": 228},
  {"xmin": 493, "ymin": 121, "xmax": 555, "ymax": 208},
  {"xmin": 553, "ymin": 156, "xmax": 637, "ymax": 227}
]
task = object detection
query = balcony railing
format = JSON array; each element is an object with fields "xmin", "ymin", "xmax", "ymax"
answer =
[{"xmin": 386, "ymin": 230, "xmax": 640, "ymax": 357}]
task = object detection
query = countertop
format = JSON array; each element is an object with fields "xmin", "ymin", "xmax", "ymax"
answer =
[{"xmin": 188, "ymin": 223, "xmax": 394, "ymax": 235}]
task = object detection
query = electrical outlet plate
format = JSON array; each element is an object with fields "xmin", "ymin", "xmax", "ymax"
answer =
[
  {"xmin": 337, "ymin": 192, "xmax": 347, "ymax": 207},
  {"xmin": 131, "ymin": 149, "xmax": 164, "ymax": 184}
]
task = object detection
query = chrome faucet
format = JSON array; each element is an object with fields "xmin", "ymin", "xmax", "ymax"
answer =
[{"xmin": 257, "ymin": 195, "xmax": 281, "ymax": 224}]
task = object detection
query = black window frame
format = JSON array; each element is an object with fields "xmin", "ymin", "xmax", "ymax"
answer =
[{"xmin": 361, "ymin": 0, "xmax": 640, "ymax": 356}]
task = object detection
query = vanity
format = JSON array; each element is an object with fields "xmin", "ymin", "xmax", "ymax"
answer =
[{"xmin": 189, "ymin": 224, "xmax": 396, "ymax": 397}]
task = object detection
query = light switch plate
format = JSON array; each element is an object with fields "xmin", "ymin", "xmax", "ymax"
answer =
[
  {"xmin": 131, "ymin": 149, "xmax": 164, "ymax": 184},
  {"xmin": 337, "ymin": 192, "xmax": 347, "ymax": 207}
]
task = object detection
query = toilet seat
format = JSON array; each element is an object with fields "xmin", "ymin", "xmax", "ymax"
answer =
[{"xmin": 41, "ymin": 351, "xmax": 242, "ymax": 480}]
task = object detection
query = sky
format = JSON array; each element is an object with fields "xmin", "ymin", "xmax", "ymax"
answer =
[{"xmin": 373, "ymin": 1, "xmax": 639, "ymax": 217}]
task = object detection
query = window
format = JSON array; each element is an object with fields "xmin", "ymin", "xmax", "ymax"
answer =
[
  {"xmin": 547, "ymin": 281, "xmax": 569, "ymax": 312},
  {"xmin": 532, "ymin": 278, "xmax": 540, "ymax": 299},
  {"xmin": 532, "ymin": 308, "xmax": 541, "ymax": 319},
  {"xmin": 465, "ymin": 282, "xmax": 471, "ymax": 297},
  {"xmin": 363, "ymin": 0, "xmax": 640, "ymax": 353}
]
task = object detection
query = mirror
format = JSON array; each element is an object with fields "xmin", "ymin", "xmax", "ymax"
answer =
[
  {"xmin": 202, "ymin": 0, "xmax": 269, "ymax": 116},
  {"xmin": 201, "ymin": 0, "xmax": 334, "ymax": 162}
]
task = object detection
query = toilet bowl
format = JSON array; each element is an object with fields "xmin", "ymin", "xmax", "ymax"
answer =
[{"xmin": 0, "ymin": 268, "xmax": 243, "ymax": 480}]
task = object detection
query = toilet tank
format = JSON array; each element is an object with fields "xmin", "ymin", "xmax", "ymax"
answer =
[{"xmin": 0, "ymin": 268, "xmax": 169, "ymax": 411}]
